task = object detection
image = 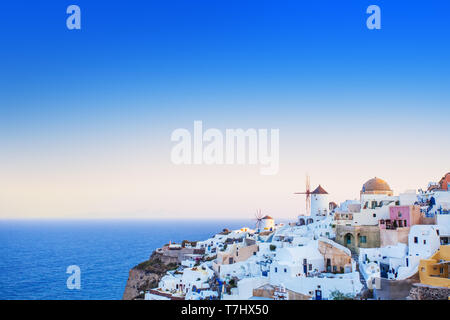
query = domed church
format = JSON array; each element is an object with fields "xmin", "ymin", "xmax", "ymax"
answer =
[
  {"xmin": 361, "ymin": 177, "xmax": 393, "ymax": 196},
  {"xmin": 359, "ymin": 177, "xmax": 397, "ymax": 212}
]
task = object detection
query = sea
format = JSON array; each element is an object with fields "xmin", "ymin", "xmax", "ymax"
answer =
[{"xmin": 0, "ymin": 219, "xmax": 250, "ymax": 300}]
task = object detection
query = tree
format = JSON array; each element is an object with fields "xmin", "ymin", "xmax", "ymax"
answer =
[{"xmin": 329, "ymin": 290, "xmax": 354, "ymax": 300}]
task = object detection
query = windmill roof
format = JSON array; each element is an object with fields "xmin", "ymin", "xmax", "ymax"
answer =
[
  {"xmin": 262, "ymin": 215, "xmax": 273, "ymax": 220},
  {"xmin": 312, "ymin": 185, "xmax": 328, "ymax": 194}
]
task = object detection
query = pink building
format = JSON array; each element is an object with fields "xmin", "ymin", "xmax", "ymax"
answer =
[{"xmin": 379, "ymin": 205, "xmax": 421, "ymax": 230}]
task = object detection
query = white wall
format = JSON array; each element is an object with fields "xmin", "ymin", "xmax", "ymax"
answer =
[
  {"xmin": 352, "ymin": 206, "xmax": 390, "ymax": 226},
  {"xmin": 231, "ymin": 277, "xmax": 270, "ymax": 300},
  {"xmin": 437, "ymin": 214, "xmax": 450, "ymax": 232},
  {"xmin": 269, "ymin": 272, "xmax": 362, "ymax": 299},
  {"xmin": 263, "ymin": 218, "xmax": 275, "ymax": 231},
  {"xmin": 144, "ymin": 292, "xmax": 170, "ymax": 300},
  {"xmin": 311, "ymin": 194, "xmax": 328, "ymax": 221},
  {"xmin": 359, "ymin": 226, "xmax": 441, "ymax": 281},
  {"xmin": 399, "ymin": 191, "xmax": 418, "ymax": 205},
  {"xmin": 408, "ymin": 225, "xmax": 441, "ymax": 257}
]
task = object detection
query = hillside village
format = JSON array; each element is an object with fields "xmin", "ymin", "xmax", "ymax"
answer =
[{"xmin": 124, "ymin": 173, "xmax": 450, "ymax": 300}]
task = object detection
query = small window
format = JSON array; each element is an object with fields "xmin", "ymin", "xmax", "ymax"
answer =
[
  {"xmin": 308, "ymin": 264, "xmax": 312, "ymax": 271},
  {"xmin": 284, "ymin": 268, "xmax": 287, "ymax": 273},
  {"xmin": 373, "ymin": 213, "xmax": 376, "ymax": 218},
  {"xmin": 398, "ymin": 212, "xmax": 402, "ymax": 217},
  {"xmin": 423, "ymin": 239, "xmax": 426, "ymax": 245},
  {"xmin": 436, "ymin": 230, "xmax": 440, "ymax": 236},
  {"xmin": 414, "ymin": 237, "xmax": 418, "ymax": 243},
  {"xmin": 275, "ymin": 267, "xmax": 278, "ymax": 273}
]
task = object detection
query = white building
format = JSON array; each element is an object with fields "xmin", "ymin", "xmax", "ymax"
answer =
[
  {"xmin": 338, "ymin": 200, "xmax": 360, "ymax": 212},
  {"xmin": 222, "ymin": 276, "xmax": 270, "ymax": 300},
  {"xmin": 310, "ymin": 185, "xmax": 329, "ymax": 221},
  {"xmin": 359, "ymin": 224, "xmax": 442, "ymax": 280},
  {"xmin": 155, "ymin": 263, "xmax": 214, "ymax": 297},
  {"xmin": 351, "ymin": 177, "xmax": 400, "ymax": 226},
  {"xmin": 313, "ymin": 215, "xmax": 335, "ymax": 239},
  {"xmin": 270, "ymin": 241, "xmax": 325, "ymax": 279},
  {"xmin": 261, "ymin": 216, "xmax": 275, "ymax": 231},
  {"xmin": 270, "ymin": 271, "xmax": 362, "ymax": 300},
  {"xmin": 298, "ymin": 185, "xmax": 330, "ymax": 226},
  {"xmin": 436, "ymin": 213, "xmax": 450, "ymax": 245}
]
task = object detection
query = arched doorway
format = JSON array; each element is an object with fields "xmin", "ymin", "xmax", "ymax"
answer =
[
  {"xmin": 307, "ymin": 218, "xmax": 314, "ymax": 225},
  {"xmin": 344, "ymin": 233, "xmax": 354, "ymax": 246},
  {"xmin": 299, "ymin": 218, "xmax": 305, "ymax": 226}
]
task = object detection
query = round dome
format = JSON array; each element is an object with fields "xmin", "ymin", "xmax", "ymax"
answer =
[{"xmin": 361, "ymin": 177, "xmax": 392, "ymax": 193}]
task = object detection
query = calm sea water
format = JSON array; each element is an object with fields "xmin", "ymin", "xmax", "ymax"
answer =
[{"xmin": 0, "ymin": 219, "xmax": 248, "ymax": 300}]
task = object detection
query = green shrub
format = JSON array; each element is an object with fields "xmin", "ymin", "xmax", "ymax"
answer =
[{"xmin": 329, "ymin": 290, "xmax": 354, "ymax": 300}]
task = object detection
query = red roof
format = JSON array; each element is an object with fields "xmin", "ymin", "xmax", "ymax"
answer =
[
  {"xmin": 262, "ymin": 215, "xmax": 273, "ymax": 220},
  {"xmin": 311, "ymin": 185, "xmax": 328, "ymax": 194}
]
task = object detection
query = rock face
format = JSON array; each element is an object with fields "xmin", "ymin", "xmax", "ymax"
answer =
[
  {"xmin": 122, "ymin": 251, "xmax": 179, "ymax": 300},
  {"xmin": 122, "ymin": 243, "xmax": 207, "ymax": 299},
  {"xmin": 408, "ymin": 283, "xmax": 450, "ymax": 300},
  {"xmin": 122, "ymin": 268, "xmax": 160, "ymax": 300}
]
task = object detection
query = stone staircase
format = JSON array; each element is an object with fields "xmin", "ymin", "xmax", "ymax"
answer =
[
  {"xmin": 358, "ymin": 268, "xmax": 368, "ymax": 290},
  {"xmin": 352, "ymin": 253, "xmax": 368, "ymax": 293}
]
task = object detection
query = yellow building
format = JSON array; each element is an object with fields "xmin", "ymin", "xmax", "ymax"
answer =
[{"xmin": 418, "ymin": 245, "xmax": 450, "ymax": 288}]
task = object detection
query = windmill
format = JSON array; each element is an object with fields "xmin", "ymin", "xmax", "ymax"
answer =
[
  {"xmin": 294, "ymin": 174, "xmax": 312, "ymax": 216},
  {"xmin": 254, "ymin": 209, "xmax": 264, "ymax": 232}
]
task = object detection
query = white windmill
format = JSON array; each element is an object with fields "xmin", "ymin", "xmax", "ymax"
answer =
[{"xmin": 254, "ymin": 209, "xmax": 264, "ymax": 232}]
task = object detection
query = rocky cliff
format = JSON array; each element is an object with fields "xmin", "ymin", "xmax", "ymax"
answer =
[
  {"xmin": 122, "ymin": 251, "xmax": 179, "ymax": 300},
  {"xmin": 408, "ymin": 283, "xmax": 449, "ymax": 300}
]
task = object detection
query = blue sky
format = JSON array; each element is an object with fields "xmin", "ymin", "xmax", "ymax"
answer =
[{"xmin": 0, "ymin": 1, "xmax": 449, "ymax": 218}]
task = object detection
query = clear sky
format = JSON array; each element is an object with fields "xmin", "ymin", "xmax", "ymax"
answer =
[{"xmin": 0, "ymin": 1, "xmax": 449, "ymax": 219}]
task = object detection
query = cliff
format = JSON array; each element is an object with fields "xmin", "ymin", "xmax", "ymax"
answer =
[
  {"xmin": 408, "ymin": 283, "xmax": 450, "ymax": 300},
  {"xmin": 122, "ymin": 251, "xmax": 178, "ymax": 300}
]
